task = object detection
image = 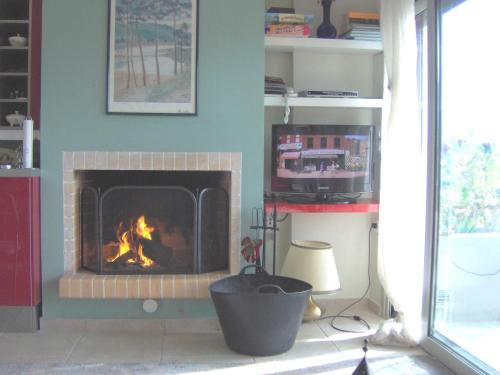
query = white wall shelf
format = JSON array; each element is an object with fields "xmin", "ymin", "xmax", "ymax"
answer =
[
  {"xmin": 264, "ymin": 95, "xmax": 383, "ymax": 109},
  {"xmin": 0, "ymin": 72, "xmax": 28, "ymax": 76},
  {"xmin": 0, "ymin": 127, "xmax": 39, "ymax": 141},
  {"xmin": 0, "ymin": 20, "xmax": 29, "ymax": 24},
  {"xmin": 0, "ymin": 99, "xmax": 28, "ymax": 103},
  {"xmin": 265, "ymin": 36, "xmax": 383, "ymax": 55},
  {"xmin": 0, "ymin": 46, "xmax": 29, "ymax": 50}
]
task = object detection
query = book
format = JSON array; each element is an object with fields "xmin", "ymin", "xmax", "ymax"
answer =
[
  {"xmin": 344, "ymin": 11, "xmax": 380, "ymax": 28},
  {"xmin": 344, "ymin": 23, "xmax": 380, "ymax": 30},
  {"xmin": 265, "ymin": 75, "xmax": 285, "ymax": 83},
  {"xmin": 265, "ymin": 12, "xmax": 314, "ymax": 25},
  {"xmin": 265, "ymin": 24, "xmax": 312, "ymax": 38},
  {"xmin": 345, "ymin": 35, "xmax": 381, "ymax": 40},
  {"xmin": 340, "ymin": 25, "xmax": 381, "ymax": 40},
  {"xmin": 267, "ymin": 7, "xmax": 295, "ymax": 14},
  {"xmin": 342, "ymin": 29, "xmax": 381, "ymax": 36},
  {"xmin": 340, "ymin": 35, "xmax": 381, "ymax": 41},
  {"xmin": 345, "ymin": 11, "xmax": 380, "ymax": 21}
]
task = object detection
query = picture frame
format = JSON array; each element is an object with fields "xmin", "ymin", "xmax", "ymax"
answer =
[{"xmin": 107, "ymin": 0, "xmax": 198, "ymax": 115}]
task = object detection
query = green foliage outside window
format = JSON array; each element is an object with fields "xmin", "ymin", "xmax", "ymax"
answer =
[{"xmin": 440, "ymin": 140, "xmax": 500, "ymax": 234}]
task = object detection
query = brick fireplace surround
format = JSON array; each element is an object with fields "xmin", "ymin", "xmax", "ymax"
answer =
[{"xmin": 59, "ymin": 151, "xmax": 241, "ymax": 300}]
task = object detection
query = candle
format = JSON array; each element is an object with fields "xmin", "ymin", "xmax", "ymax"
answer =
[{"xmin": 22, "ymin": 117, "xmax": 34, "ymax": 168}]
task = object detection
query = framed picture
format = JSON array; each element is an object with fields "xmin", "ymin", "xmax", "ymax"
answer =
[{"xmin": 107, "ymin": 0, "xmax": 198, "ymax": 115}]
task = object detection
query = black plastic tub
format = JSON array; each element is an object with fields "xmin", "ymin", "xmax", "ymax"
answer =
[{"xmin": 210, "ymin": 265, "xmax": 312, "ymax": 356}]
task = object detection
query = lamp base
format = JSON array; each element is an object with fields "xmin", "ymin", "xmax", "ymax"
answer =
[{"xmin": 303, "ymin": 295, "xmax": 322, "ymax": 321}]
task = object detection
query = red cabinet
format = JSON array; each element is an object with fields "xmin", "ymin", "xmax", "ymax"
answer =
[{"xmin": 0, "ymin": 177, "xmax": 40, "ymax": 306}]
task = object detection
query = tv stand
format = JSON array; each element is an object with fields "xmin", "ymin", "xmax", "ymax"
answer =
[{"xmin": 264, "ymin": 198, "xmax": 379, "ymax": 214}]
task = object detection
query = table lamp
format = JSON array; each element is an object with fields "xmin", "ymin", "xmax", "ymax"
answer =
[{"xmin": 281, "ymin": 240, "xmax": 340, "ymax": 321}]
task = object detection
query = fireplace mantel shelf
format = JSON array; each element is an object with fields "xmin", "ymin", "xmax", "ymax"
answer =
[{"xmin": 59, "ymin": 271, "xmax": 228, "ymax": 300}]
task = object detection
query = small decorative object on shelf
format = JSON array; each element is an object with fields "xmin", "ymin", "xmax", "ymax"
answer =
[
  {"xmin": 8, "ymin": 34, "xmax": 28, "ymax": 47},
  {"xmin": 317, "ymin": 0, "xmax": 337, "ymax": 39},
  {"xmin": 5, "ymin": 110, "xmax": 26, "ymax": 127}
]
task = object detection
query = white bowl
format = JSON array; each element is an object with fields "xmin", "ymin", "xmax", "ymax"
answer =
[
  {"xmin": 8, "ymin": 34, "xmax": 28, "ymax": 47},
  {"xmin": 5, "ymin": 111, "xmax": 26, "ymax": 127}
]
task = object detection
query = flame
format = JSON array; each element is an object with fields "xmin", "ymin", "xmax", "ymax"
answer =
[
  {"xmin": 136, "ymin": 216, "xmax": 154, "ymax": 240},
  {"xmin": 106, "ymin": 216, "xmax": 155, "ymax": 268}
]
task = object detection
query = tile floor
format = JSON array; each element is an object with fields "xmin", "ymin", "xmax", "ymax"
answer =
[{"xmin": 0, "ymin": 307, "xmax": 456, "ymax": 374}]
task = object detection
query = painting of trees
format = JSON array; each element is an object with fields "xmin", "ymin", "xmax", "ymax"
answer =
[{"xmin": 108, "ymin": 0, "xmax": 197, "ymax": 114}]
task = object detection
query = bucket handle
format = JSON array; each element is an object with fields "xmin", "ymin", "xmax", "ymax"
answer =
[
  {"xmin": 239, "ymin": 264, "xmax": 268, "ymax": 275},
  {"xmin": 254, "ymin": 284, "xmax": 286, "ymax": 294}
]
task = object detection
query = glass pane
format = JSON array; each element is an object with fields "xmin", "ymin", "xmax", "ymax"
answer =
[{"xmin": 433, "ymin": 0, "xmax": 500, "ymax": 372}]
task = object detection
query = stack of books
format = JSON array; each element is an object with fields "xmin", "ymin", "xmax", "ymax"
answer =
[
  {"xmin": 339, "ymin": 12, "xmax": 381, "ymax": 42},
  {"xmin": 265, "ymin": 76, "xmax": 287, "ymax": 95},
  {"xmin": 265, "ymin": 7, "xmax": 314, "ymax": 38}
]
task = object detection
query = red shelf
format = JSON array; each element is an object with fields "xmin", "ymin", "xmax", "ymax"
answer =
[{"xmin": 265, "ymin": 201, "xmax": 379, "ymax": 214}]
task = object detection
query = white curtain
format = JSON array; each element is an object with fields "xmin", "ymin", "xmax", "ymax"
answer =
[{"xmin": 375, "ymin": 0, "xmax": 426, "ymax": 345}]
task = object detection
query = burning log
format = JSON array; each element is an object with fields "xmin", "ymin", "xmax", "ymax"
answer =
[
  {"xmin": 103, "ymin": 242, "xmax": 120, "ymax": 261},
  {"xmin": 139, "ymin": 238, "xmax": 174, "ymax": 267},
  {"xmin": 110, "ymin": 251, "xmax": 136, "ymax": 269}
]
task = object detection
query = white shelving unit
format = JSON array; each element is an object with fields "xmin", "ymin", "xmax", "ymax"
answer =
[
  {"xmin": 0, "ymin": 0, "xmax": 31, "ymax": 129},
  {"xmin": 263, "ymin": 0, "xmax": 386, "ymax": 315}
]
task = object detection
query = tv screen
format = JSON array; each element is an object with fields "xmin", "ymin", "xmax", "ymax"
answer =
[{"xmin": 271, "ymin": 124, "xmax": 375, "ymax": 195}]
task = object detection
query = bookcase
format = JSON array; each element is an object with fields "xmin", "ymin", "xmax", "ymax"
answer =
[
  {"xmin": 0, "ymin": 0, "xmax": 41, "ymax": 140},
  {"xmin": 264, "ymin": 0, "xmax": 385, "ymax": 312}
]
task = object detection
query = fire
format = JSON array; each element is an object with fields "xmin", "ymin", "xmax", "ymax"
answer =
[
  {"xmin": 136, "ymin": 216, "xmax": 154, "ymax": 240},
  {"xmin": 107, "ymin": 215, "xmax": 155, "ymax": 268}
]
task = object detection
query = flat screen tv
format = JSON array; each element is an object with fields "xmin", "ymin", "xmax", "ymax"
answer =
[{"xmin": 271, "ymin": 124, "xmax": 375, "ymax": 198}]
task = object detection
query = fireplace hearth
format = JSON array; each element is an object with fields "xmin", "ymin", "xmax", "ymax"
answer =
[{"xmin": 80, "ymin": 170, "xmax": 229, "ymax": 275}]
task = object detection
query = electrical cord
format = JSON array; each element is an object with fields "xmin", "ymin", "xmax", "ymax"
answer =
[
  {"xmin": 319, "ymin": 224, "xmax": 376, "ymax": 333},
  {"xmin": 276, "ymin": 213, "xmax": 289, "ymax": 223},
  {"xmin": 326, "ymin": 315, "xmax": 371, "ymax": 333}
]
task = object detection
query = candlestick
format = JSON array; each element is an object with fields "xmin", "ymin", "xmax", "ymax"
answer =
[{"xmin": 22, "ymin": 117, "xmax": 34, "ymax": 168}]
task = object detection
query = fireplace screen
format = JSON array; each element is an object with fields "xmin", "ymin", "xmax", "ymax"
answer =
[{"xmin": 81, "ymin": 182, "xmax": 228, "ymax": 275}]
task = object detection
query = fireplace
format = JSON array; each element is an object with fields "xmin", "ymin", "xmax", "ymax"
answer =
[
  {"xmin": 79, "ymin": 170, "xmax": 229, "ymax": 275},
  {"xmin": 60, "ymin": 151, "xmax": 241, "ymax": 300}
]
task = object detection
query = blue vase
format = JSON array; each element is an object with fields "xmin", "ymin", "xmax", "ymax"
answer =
[{"xmin": 317, "ymin": 0, "xmax": 337, "ymax": 39}]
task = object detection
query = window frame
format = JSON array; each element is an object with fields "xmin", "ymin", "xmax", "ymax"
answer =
[{"xmin": 421, "ymin": 1, "xmax": 497, "ymax": 374}]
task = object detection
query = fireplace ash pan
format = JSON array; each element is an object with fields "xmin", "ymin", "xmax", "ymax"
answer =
[{"xmin": 209, "ymin": 265, "xmax": 311, "ymax": 356}]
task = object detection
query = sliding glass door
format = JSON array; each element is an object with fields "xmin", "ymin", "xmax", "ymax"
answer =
[{"xmin": 428, "ymin": 0, "xmax": 500, "ymax": 373}]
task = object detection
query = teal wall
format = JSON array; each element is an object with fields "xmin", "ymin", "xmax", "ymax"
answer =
[{"xmin": 40, "ymin": 0, "xmax": 264, "ymax": 318}]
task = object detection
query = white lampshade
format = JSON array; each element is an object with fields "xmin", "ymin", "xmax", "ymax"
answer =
[{"xmin": 281, "ymin": 240, "xmax": 341, "ymax": 294}]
